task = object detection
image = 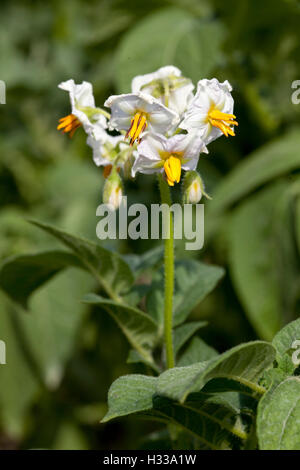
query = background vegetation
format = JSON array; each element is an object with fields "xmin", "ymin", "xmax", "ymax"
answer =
[{"xmin": 0, "ymin": 0, "xmax": 300, "ymax": 449}]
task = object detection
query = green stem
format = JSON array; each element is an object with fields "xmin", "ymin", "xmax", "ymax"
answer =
[{"xmin": 158, "ymin": 174, "xmax": 175, "ymax": 369}]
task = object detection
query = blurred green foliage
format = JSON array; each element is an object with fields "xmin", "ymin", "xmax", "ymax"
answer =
[{"xmin": 0, "ymin": 0, "xmax": 300, "ymax": 449}]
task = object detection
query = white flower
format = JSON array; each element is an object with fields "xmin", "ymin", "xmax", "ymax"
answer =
[
  {"xmin": 131, "ymin": 66, "xmax": 194, "ymax": 116},
  {"xmin": 104, "ymin": 92, "xmax": 179, "ymax": 146},
  {"xmin": 180, "ymin": 78, "xmax": 238, "ymax": 144},
  {"xmin": 132, "ymin": 132, "xmax": 207, "ymax": 186},
  {"xmin": 57, "ymin": 79, "xmax": 107, "ymax": 137},
  {"xmin": 87, "ymin": 129, "xmax": 137, "ymax": 177},
  {"xmin": 87, "ymin": 131, "xmax": 122, "ymax": 168}
]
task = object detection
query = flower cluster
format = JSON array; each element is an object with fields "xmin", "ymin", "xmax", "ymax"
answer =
[{"xmin": 57, "ymin": 67, "xmax": 238, "ymax": 208}]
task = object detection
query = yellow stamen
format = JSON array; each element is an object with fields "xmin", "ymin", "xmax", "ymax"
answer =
[
  {"xmin": 164, "ymin": 155, "xmax": 181, "ymax": 186},
  {"xmin": 125, "ymin": 112, "xmax": 147, "ymax": 146},
  {"xmin": 57, "ymin": 114, "xmax": 81, "ymax": 137},
  {"xmin": 207, "ymin": 107, "xmax": 238, "ymax": 137}
]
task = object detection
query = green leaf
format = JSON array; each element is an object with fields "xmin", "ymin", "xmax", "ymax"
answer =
[
  {"xmin": 209, "ymin": 129, "xmax": 300, "ymax": 214},
  {"xmin": 102, "ymin": 374, "xmax": 157, "ymax": 423},
  {"xmin": 152, "ymin": 395, "xmax": 247, "ymax": 450},
  {"xmin": 0, "ymin": 251, "xmax": 82, "ymax": 308},
  {"xmin": 272, "ymin": 182, "xmax": 300, "ymax": 330},
  {"xmin": 115, "ymin": 8, "xmax": 223, "ymax": 93},
  {"xmin": 157, "ymin": 341, "xmax": 276, "ymax": 402},
  {"xmin": 123, "ymin": 246, "xmax": 163, "ymax": 278},
  {"xmin": 177, "ymin": 337, "xmax": 218, "ymax": 367},
  {"xmin": 0, "ymin": 292, "xmax": 40, "ymax": 437},
  {"xmin": 102, "ymin": 374, "xmax": 251, "ymax": 449},
  {"xmin": 122, "ymin": 284, "xmax": 152, "ymax": 308},
  {"xmin": 127, "ymin": 349, "xmax": 161, "ymax": 374},
  {"xmin": 228, "ymin": 182, "xmax": 286, "ymax": 340},
  {"xmin": 83, "ymin": 294, "xmax": 158, "ymax": 364},
  {"xmin": 146, "ymin": 260, "xmax": 224, "ymax": 328},
  {"xmin": 172, "ymin": 260, "xmax": 224, "ymax": 327},
  {"xmin": 257, "ymin": 377, "xmax": 300, "ymax": 450},
  {"xmin": 21, "ymin": 268, "xmax": 94, "ymax": 389},
  {"xmin": 0, "ymin": 266, "xmax": 94, "ymax": 435},
  {"xmin": 173, "ymin": 322, "xmax": 207, "ymax": 357},
  {"xmin": 156, "ymin": 361, "xmax": 209, "ymax": 402},
  {"xmin": 273, "ymin": 318, "xmax": 300, "ymax": 371},
  {"xmin": 30, "ymin": 220, "xmax": 134, "ymax": 302}
]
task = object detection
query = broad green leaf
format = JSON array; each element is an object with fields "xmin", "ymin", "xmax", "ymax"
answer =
[
  {"xmin": 173, "ymin": 322, "xmax": 207, "ymax": 357},
  {"xmin": 102, "ymin": 373, "xmax": 251, "ymax": 449},
  {"xmin": 273, "ymin": 318, "xmax": 300, "ymax": 371},
  {"xmin": 185, "ymin": 341, "xmax": 275, "ymax": 399},
  {"xmin": 0, "ymin": 292, "xmax": 40, "ymax": 437},
  {"xmin": 257, "ymin": 377, "xmax": 300, "ymax": 450},
  {"xmin": 20, "ymin": 268, "xmax": 93, "ymax": 389},
  {"xmin": 157, "ymin": 341, "xmax": 276, "ymax": 402},
  {"xmin": 152, "ymin": 395, "xmax": 246, "ymax": 450},
  {"xmin": 123, "ymin": 246, "xmax": 163, "ymax": 278},
  {"xmin": 0, "ymin": 266, "xmax": 93, "ymax": 435},
  {"xmin": 83, "ymin": 294, "xmax": 158, "ymax": 364},
  {"xmin": 209, "ymin": 129, "xmax": 300, "ymax": 214},
  {"xmin": 115, "ymin": 8, "xmax": 223, "ymax": 93},
  {"xmin": 228, "ymin": 182, "xmax": 286, "ymax": 340},
  {"xmin": 122, "ymin": 247, "xmax": 164, "ymax": 307},
  {"xmin": 197, "ymin": 387, "xmax": 257, "ymax": 416},
  {"xmin": 157, "ymin": 361, "xmax": 209, "ymax": 403},
  {"xmin": 201, "ymin": 377, "xmax": 260, "ymax": 396},
  {"xmin": 272, "ymin": 183, "xmax": 300, "ymax": 331},
  {"xmin": 146, "ymin": 260, "xmax": 224, "ymax": 328},
  {"xmin": 177, "ymin": 337, "xmax": 218, "ymax": 366},
  {"xmin": 122, "ymin": 284, "xmax": 152, "ymax": 308},
  {"xmin": 31, "ymin": 220, "xmax": 134, "ymax": 301},
  {"xmin": 0, "ymin": 251, "xmax": 82, "ymax": 308},
  {"xmin": 172, "ymin": 260, "xmax": 224, "ymax": 327},
  {"xmin": 102, "ymin": 374, "xmax": 157, "ymax": 423}
]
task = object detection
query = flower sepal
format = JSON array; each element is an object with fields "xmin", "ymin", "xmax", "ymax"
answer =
[{"xmin": 102, "ymin": 166, "xmax": 123, "ymax": 210}]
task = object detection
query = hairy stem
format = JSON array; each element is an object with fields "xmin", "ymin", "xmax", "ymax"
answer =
[{"xmin": 158, "ymin": 174, "xmax": 175, "ymax": 369}]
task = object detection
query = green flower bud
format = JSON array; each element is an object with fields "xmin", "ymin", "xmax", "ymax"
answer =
[
  {"xmin": 182, "ymin": 171, "xmax": 211, "ymax": 204},
  {"xmin": 103, "ymin": 166, "xmax": 123, "ymax": 210}
]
